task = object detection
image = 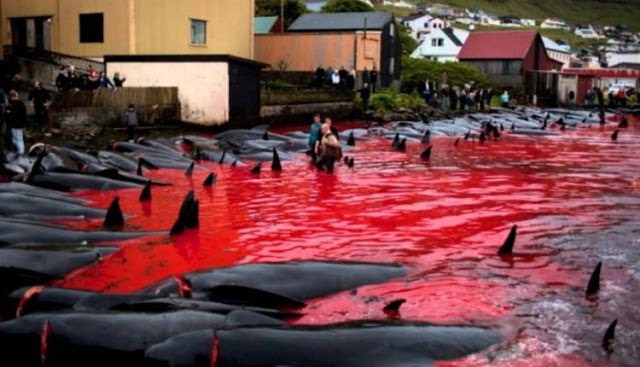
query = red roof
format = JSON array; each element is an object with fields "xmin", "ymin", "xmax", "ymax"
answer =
[
  {"xmin": 458, "ymin": 30, "xmax": 539, "ymax": 60},
  {"xmin": 563, "ymin": 68, "xmax": 640, "ymax": 79}
]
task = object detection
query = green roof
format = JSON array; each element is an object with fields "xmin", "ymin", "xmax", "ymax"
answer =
[{"xmin": 255, "ymin": 16, "xmax": 279, "ymax": 34}]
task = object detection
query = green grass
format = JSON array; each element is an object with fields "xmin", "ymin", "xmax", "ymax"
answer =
[{"xmin": 403, "ymin": 0, "xmax": 640, "ymax": 32}]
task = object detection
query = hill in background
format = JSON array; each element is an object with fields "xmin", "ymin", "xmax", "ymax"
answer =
[{"xmin": 403, "ymin": 0, "xmax": 640, "ymax": 31}]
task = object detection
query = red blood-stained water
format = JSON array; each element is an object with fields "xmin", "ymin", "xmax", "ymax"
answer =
[{"xmin": 56, "ymin": 116, "xmax": 640, "ymax": 366}]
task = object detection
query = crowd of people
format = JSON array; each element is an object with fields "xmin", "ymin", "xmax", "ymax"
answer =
[
  {"xmin": 0, "ymin": 66, "xmax": 132, "ymax": 156},
  {"xmin": 585, "ymin": 86, "xmax": 637, "ymax": 109},
  {"xmin": 55, "ymin": 65, "xmax": 126, "ymax": 92},
  {"xmin": 421, "ymin": 78, "xmax": 506, "ymax": 112},
  {"xmin": 0, "ymin": 73, "xmax": 51, "ymax": 155},
  {"xmin": 315, "ymin": 65, "xmax": 379, "ymax": 93}
]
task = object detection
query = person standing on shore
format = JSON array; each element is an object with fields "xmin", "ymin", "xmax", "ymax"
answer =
[
  {"xmin": 360, "ymin": 83, "xmax": 371, "ymax": 112},
  {"xmin": 28, "ymin": 81, "xmax": 51, "ymax": 130},
  {"xmin": 113, "ymin": 72, "xmax": 127, "ymax": 88},
  {"xmin": 500, "ymin": 91, "xmax": 510, "ymax": 108},
  {"xmin": 5, "ymin": 90, "xmax": 27, "ymax": 155},
  {"xmin": 124, "ymin": 104, "xmax": 138, "ymax": 142},
  {"xmin": 370, "ymin": 66, "xmax": 378, "ymax": 93}
]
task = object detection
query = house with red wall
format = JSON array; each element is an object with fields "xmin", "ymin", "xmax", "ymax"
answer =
[{"xmin": 458, "ymin": 30, "xmax": 563, "ymax": 88}]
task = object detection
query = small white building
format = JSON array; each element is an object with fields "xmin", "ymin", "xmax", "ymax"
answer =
[
  {"xmin": 575, "ymin": 26, "xmax": 603, "ymax": 39},
  {"xmin": 410, "ymin": 27, "xmax": 469, "ymax": 62},
  {"xmin": 521, "ymin": 19, "xmax": 536, "ymax": 27},
  {"xmin": 402, "ymin": 13, "xmax": 445, "ymax": 40},
  {"xmin": 105, "ymin": 55, "xmax": 265, "ymax": 126},
  {"xmin": 607, "ymin": 52, "xmax": 640, "ymax": 68},
  {"xmin": 541, "ymin": 18, "xmax": 570, "ymax": 30},
  {"xmin": 543, "ymin": 37, "xmax": 572, "ymax": 70},
  {"xmin": 480, "ymin": 14, "xmax": 501, "ymax": 26},
  {"xmin": 382, "ymin": 0, "xmax": 415, "ymax": 9}
]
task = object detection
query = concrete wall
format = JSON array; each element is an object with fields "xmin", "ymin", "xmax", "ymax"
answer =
[
  {"xmin": 15, "ymin": 57, "xmax": 59, "ymax": 90},
  {"xmin": 255, "ymin": 32, "xmax": 382, "ymax": 72},
  {"xmin": 1, "ymin": 0, "xmax": 253, "ymax": 59},
  {"xmin": 106, "ymin": 61, "xmax": 229, "ymax": 126}
]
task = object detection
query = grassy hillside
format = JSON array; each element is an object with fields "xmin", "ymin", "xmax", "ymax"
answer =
[{"xmin": 404, "ymin": 0, "xmax": 640, "ymax": 31}]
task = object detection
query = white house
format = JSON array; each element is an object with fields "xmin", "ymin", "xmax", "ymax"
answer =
[
  {"xmin": 543, "ymin": 37, "xmax": 572, "ymax": 70},
  {"xmin": 480, "ymin": 14, "xmax": 501, "ymax": 26},
  {"xmin": 382, "ymin": 0, "xmax": 415, "ymax": 9},
  {"xmin": 541, "ymin": 18, "xmax": 570, "ymax": 30},
  {"xmin": 521, "ymin": 19, "xmax": 536, "ymax": 27},
  {"xmin": 607, "ymin": 52, "xmax": 640, "ymax": 68},
  {"xmin": 410, "ymin": 27, "xmax": 469, "ymax": 62},
  {"xmin": 575, "ymin": 26, "xmax": 603, "ymax": 39},
  {"xmin": 402, "ymin": 13, "xmax": 445, "ymax": 40}
]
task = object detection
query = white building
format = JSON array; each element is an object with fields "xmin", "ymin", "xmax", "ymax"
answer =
[
  {"xmin": 410, "ymin": 27, "xmax": 469, "ymax": 62},
  {"xmin": 607, "ymin": 52, "xmax": 640, "ymax": 68},
  {"xmin": 575, "ymin": 26, "xmax": 603, "ymax": 39},
  {"xmin": 521, "ymin": 19, "xmax": 536, "ymax": 27},
  {"xmin": 480, "ymin": 14, "xmax": 501, "ymax": 26},
  {"xmin": 541, "ymin": 18, "xmax": 570, "ymax": 30},
  {"xmin": 382, "ymin": 0, "xmax": 415, "ymax": 9},
  {"xmin": 543, "ymin": 37, "xmax": 572, "ymax": 70},
  {"xmin": 402, "ymin": 13, "xmax": 445, "ymax": 40}
]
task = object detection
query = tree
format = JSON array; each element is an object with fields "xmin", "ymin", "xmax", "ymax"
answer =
[
  {"xmin": 255, "ymin": 0, "xmax": 308, "ymax": 28},
  {"xmin": 396, "ymin": 22, "xmax": 417, "ymax": 55},
  {"xmin": 321, "ymin": 0, "xmax": 374, "ymax": 13},
  {"xmin": 400, "ymin": 56, "xmax": 489, "ymax": 93}
]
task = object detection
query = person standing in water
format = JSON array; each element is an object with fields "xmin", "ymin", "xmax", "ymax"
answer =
[{"xmin": 308, "ymin": 114, "xmax": 322, "ymax": 162}]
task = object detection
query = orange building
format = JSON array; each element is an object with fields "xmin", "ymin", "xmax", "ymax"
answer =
[{"xmin": 255, "ymin": 12, "xmax": 401, "ymax": 88}]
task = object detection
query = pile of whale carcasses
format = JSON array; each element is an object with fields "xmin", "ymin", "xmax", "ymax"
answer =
[{"xmin": 1, "ymin": 105, "xmax": 624, "ymax": 366}]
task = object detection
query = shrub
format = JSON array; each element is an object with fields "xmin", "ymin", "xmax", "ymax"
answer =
[{"xmin": 369, "ymin": 88, "xmax": 425, "ymax": 113}]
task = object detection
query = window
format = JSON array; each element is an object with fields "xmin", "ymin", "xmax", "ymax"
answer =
[
  {"xmin": 433, "ymin": 23, "xmax": 437, "ymax": 29},
  {"xmin": 431, "ymin": 39, "xmax": 437, "ymax": 47},
  {"xmin": 390, "ymin": 23, "xmax": 395, "ymax": 37},
  {"xmin": 191, "ymin": 19, "xmax": 206, "ymax": 45},
  {"xmin": 79, "ymin": 13, "xmax": 103, "ymax": 43},
  {"xmin": 437, "ymin": 38, "xmax": 444, "ymax": 46},
  {"xmin": 424, "ymin": 22, "xmax": 429, "ymax": 28}
]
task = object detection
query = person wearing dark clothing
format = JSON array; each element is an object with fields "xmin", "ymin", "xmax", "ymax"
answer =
[
  {"xmin": 124, "ymin": 104, "xmax": 138, "ymax": 141},
  {"xmin": 67, "ymin": 67, "xmax": 81, "ymax": 91},
  {"xmin": 370, "ymin": 67, "xmax": 378, "ymax": 93},
  {"xmin": 360, "ymin": 83, "xmax": 371, "ymax": 112},
  {"xmin": 4, "ymin": 74, "xmax": 21, "ymax": 94},
  {"xmin": 478, "ymin": 89, "xmax": 485, "ymax": 111},
  {"xmin": 98, "ymin": 72, "xmax": 114, "ymax": 89},
  {"xmin": 362, "ymin": 68, "xmax": 370, "ymax": 85},
  {"xmin": 595, "ymin": 87, "xmax": 604, "ymax": 111},
  {"xmin": 113, "ymin": 72, "xmax": 127, "ymax": 88},
  {"xmin": 338, "ymin": 67, "xmax": 348, "ymax": 89},
  {"xmin": 28, "ymin": 81, "xmax": 51, "ymax": 129},
  {"xmin": 449, "ymin": 87, "xmax": 458, "ymax": 111},
  {"xmin": 5, "ymin": 90, "xmax": 27, "ymax": 155},
  {"xmin": 55, "ymin": 67, "xmax": 69, "ymax": 91},
  {"xmin": 585, "ymin": 89, "xmax": 594, "ymax": 108},
  {"xmin": 568, "ymin": 90, "xmax": 576, "ymax": 108},
  {"xmin": 315, "ymin": 66, "xmax": 325, "ymax": 88}
]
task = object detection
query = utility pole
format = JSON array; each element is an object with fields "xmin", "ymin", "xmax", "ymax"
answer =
[{"xmin": 281, "ymin": 0, "xmax": 285, "ymax": 33}]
